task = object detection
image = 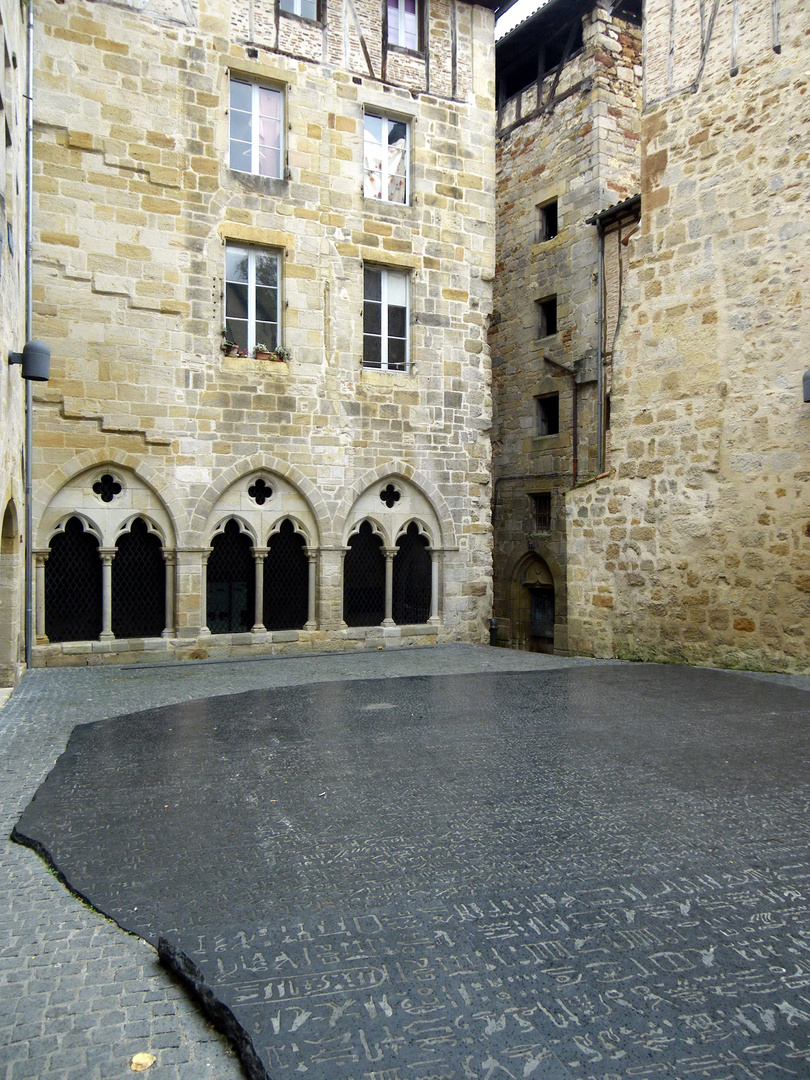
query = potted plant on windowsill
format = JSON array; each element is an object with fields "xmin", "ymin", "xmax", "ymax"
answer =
[
  {"xmin": 221, "ymin": 327, "xmax": 239, "ymax": 356},
  {"xmin": 254, "ymin": 343, "xmax": 291, "ymax": 362}
]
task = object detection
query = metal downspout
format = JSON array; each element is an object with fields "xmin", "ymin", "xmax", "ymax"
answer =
[
  {"xmin": 596, "ymin": 221, "xmax": 605, "ymax": 476},
  {"xmin": 24, "ymin": 0, "xmax": 34, "ymax": 667}
]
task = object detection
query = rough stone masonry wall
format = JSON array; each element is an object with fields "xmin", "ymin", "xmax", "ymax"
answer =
[
  {"xmin": 0, "ymin": 0, "xmax": 29, "ymax": 684},
  {"xmin": 490, "ymin": 4, "xmax": 640, "ymax": 649},
  {"xmin": 30, "ymin": 0, "xmax": 496, "ymax": 663},
  {"xmin": 565, "ymin": 0, "xmax": 810, "ymax": 672}
]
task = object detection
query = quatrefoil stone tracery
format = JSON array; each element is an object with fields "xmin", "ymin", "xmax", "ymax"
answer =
[
  {"xmin": 248, "ymin": 479, "xmax": 274, "ymax": 505},
  {"xmin": 380, "ymin": 484, "xmax": 401, "ymax": 509},
  {"xmin": 92, "ymin": 474, "xmax": 122, "ymax": 503}
]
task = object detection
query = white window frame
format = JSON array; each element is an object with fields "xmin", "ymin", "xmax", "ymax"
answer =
[
  {"xmin": 224, "ymin": 243, "xmax": 282, "ymax": 356},
  {"xmin": 363, "ymin": 111, "xmax": 409, "ymax": 205},
  {"xmin": 228, "ymin": 78, "xmax": 284, "ymax": 179},
  {"xmin": 279, "ymin": 0, "xmax": 320, "ymax": 20},
  {"xmin": 363, "ymin": 266, "xmax": 410, "ymax": 373},
  {"xmin": 387, "ymin": 0, "xmax": 420, "ymax": 51}
]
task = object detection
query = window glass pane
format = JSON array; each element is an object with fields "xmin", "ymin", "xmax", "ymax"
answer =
[
  {"xmin": 258, "ymin": 87, "xmax": 281, "ymax": 120},
  {"xmin": 226, "ymin": 247, "xmax": 249, "ymax": 283},
  {"xmin": 259, "ymin": 147, "xmax": 281, "ymax": 178},
  {"xmin": 364, "ymin": 300, "xmax": 381, "ymax": 336},
  {"xmin": 387, "ymin": 338, "xmax": 406, "ymax": 370},
  {"xmin": 387, "ymin": 271, "xmax": 407, "ymax": 307},
  {"xmin": 229, "ymin": 79, "xmax": 252, "ymax": 113},
  {"xmin": 300, "ymin": 0, "xmax": 318, "ymax": 19},
  {"xmin": 364, "ymin": 116, "xmax": 383, "ymax": 199},
  {"xmin": 387, "ymin": 121, "xmax": 407, "ymax": 202},
  {"xmin": 255, "ymin": 252, "xmax": 278, "ymax": 288},
  {"xmin": 226, "ymin": 320, "xmax": 248, "ymax": 354},
  {"xmin": 387, "ymin": 0, "xmax": 400, "ymax": 43},
  {"xmin": 259, "ymin": 114, "xmax": 281, "ymax": 150},
  {"xmin": 363, "ymin": 336, "xmax": 382, "ymax": 368},
  {"xmin": 365, "ymin": 114, "xmax": 383, "ymax": 146},
  {"xmin": 364, "ymin": 267, "xmax": 382, "ymax": 302},
  {"xmin": 388, "ymin": 304, "xmax": 406, "ymax": 339},
  {"xmin": 388, "ymin": 120, "xmax": 407, "ymax": 147},
  {"xmin": 230, "ymin": 112, "xmax": 252, "ymax": 147},
  {"xmin": 230, "ymin": 139, "xmax": 251, "ymax": 172},
  {"xmin": 226, "ymin": 282, "xmax": 248, "ymax": 321},
  {"xmin": 403, "ymin": 0, "xmax": 418, "ymax": 49},
  {"xmin": 255, "ymin": 286, "xmax": 278, "ymax": 326},
  {"xmin": 256, "ymin": 321, "xmax": 278, "ymax": 351},
  {"xmin": 389, "ymin": 174, "xmax": 406, "ymax": 203}
]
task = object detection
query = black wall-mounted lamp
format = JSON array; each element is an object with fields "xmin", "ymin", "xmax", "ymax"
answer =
[
  {"xmin": 804, "ymin": 370, "xmax": 810, "ymax": 403},
  {"xmin": 9, "ymin": 339, "xmax": 50, "ymax": 381}
]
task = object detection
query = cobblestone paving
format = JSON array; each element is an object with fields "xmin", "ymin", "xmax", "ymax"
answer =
[
  {"xmin": 0, "ymin": 646, "xmax": 595, "ymax": 1080},
  {"xmin": 5, "ymin": 649, "xmax": 810, "ymax": 1080}
]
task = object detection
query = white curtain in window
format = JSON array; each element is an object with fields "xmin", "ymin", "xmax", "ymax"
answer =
[{"xmin": 364, "ymin": 139, "xmax": 406, "ymax": 202}]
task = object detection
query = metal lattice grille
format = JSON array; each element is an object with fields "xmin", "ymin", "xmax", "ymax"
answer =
[
  {"xmin": 343, "ymin": 521, "xmax": 385, "ymax": 627},
  {"xmin": 393, "ymin": 522, "xmax": 431, "ymax": 624},
  {"xmin": 45, "ymin": 516, "xmax": 102, "ymax": 642},
  {"xmin": 112, "ymin": 517, "xmax": 165, "ymax": 639},
  {"xmin": 264, "ymin": 519, "xmax": 308, "ymax": 631},
  {"xmin": 207, "ymin": 519, "xmax": 255, "ymax": 634}
]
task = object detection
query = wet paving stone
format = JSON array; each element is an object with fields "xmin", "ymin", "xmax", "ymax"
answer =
[{"xmin": 12, "ymin": 663, "xmax": 810, "ymax": 1080}]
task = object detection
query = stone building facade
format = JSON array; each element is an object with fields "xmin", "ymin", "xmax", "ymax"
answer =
[
  {"xmin": 490, "ymin": 0, "xmax": 641, "ymax": 652},
  {"xmin": 566, "ymin": 0, "xmax": 810, "ymax": 672},
  {"xmin": 28, "ymin": 0, "xmax": 497, "ymax": 664},
  {"xmin": 0, "ymin": 0, "xmax": 28, "ymax": 686}
]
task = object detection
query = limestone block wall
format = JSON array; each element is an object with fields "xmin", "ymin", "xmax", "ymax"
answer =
[
  {"xmin": 0, "ymin": 0, "xmax": 28, "ymax": 684},
  {"xmin": 566, "ymin": 0, "xmax": 810, "ymax": 672},
  {"xmin": 490, "ymin": 3, "xmax": 640, "ymax": 650},
  {"xmin": 30, "ymin": 0, "xmax": 496, "ymax": 663}
]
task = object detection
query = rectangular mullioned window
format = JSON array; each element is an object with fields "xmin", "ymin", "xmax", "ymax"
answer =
[
  {"xmin": 279, "ymin": 0, "xmax": 321, "ymax": 20},
  {"xmin": 363, "ymin": 266, "xmax": 409, "ymax": 371},
  {"xmin": 387, "ymin": 0, "xmax": 421, "ymax": 51},
  {"xmin": 363, "ymin": 112, "xmax": 408, "ymax": 204},
  {"xmin": 229, "ymin": 78, "xmax": 284, "ymax": 179},
  {"xmin": 225, "ymin": 244, "xmax": 281, "ymax": 355}
]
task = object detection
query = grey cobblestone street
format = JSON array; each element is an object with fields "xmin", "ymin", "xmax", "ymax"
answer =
[{"xmin": 1, "ymin": 645, "xmax": 601, "ymax": 1080}]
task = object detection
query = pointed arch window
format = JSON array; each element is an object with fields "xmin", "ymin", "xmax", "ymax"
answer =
[
  {"xmin": 45, "ymin": 517, "xmax": 102, "ymax": 643},
  {"xmin": 207, "ymin": 519, "xmax": 255, "ymax": 634},
  {"xmin": 343, "ymin": 521, "xmax": 385, "ymax": 627},
  {"xmin": 393, "ymin": 522, "xmax": 431, "ymax": 624},
  {"xmin": 112, "ymin": 517, "xmax": 165, "ymax": 639},
  {"xmin": 264, "ymin": 519, "xmax": 309, "ymax": 631}
]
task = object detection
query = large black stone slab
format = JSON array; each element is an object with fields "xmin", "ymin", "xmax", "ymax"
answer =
[{"xmin": 13, "ymin": 665, "xmax": 810, "ymax": 1080}]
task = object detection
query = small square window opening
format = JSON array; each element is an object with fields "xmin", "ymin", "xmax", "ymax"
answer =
[
  {"xmin": 532, "ymin": 493, "xmax": 552, "ymax": 531},
  {"xmin": 537, "ymin": 296, "xmax": 558, "ymax": 338},
  {"xmin": 536, "ymin": 393, "xmax": 559, "ymax": 437},
  {"xmin": 538, "ymin": 200, "xmax": 558, "ymax": 242}
]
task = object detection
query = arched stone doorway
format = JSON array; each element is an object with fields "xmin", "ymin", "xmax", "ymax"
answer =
[
  {"xmin": 511, "ymin": 552, "xmax": 556, "ymax": 653},
  {"xmin": 0, "ymin": 500, "xmax": 22, "ymax": 683}
]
